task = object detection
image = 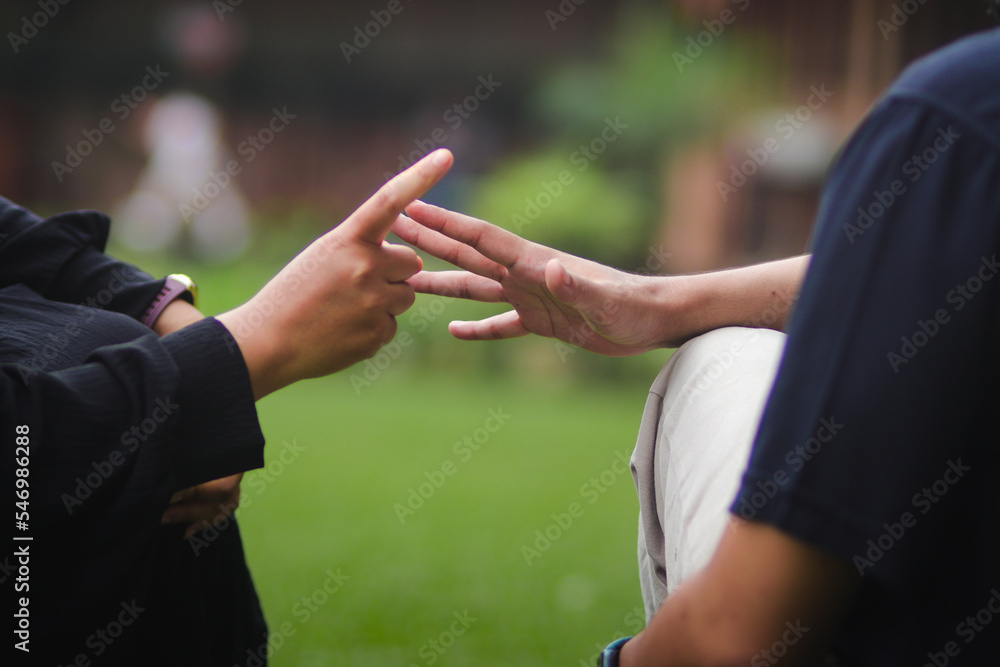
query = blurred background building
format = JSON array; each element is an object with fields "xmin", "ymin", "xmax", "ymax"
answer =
[{"xmin": 0, "ymin": 0, "xmax": 992, "ymax": 269}]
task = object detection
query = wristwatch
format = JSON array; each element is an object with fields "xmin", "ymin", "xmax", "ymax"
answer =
[
  {"xmin": 598, "ymin": 637, "xmax": 632, "ymax": 667},
  {"xmin": 142, "ymin": 273, "xmax": 199, "ymax": 328}
]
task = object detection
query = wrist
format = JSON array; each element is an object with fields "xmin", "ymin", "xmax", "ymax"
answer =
[
  {"xmin": 144, "ymin": 274, "xmax": 199, "ymax": 330},
  {"xmin": 649, "ymin": 274, "xmax": 707, "ymax": 348},
  {"xmin": 216, "ymin": 303, "xmax": 292, "ymax": 400},
  {"xmin": 153, "ymin": 300, "xmax": 206, "ymax": 336},
  {"xmin": 618, "ymin": 637, "xmax": 635, "ymax": 667},
  {"xmin": 600, "ymin": 636, "xmax": 634, "ymax": 667}
]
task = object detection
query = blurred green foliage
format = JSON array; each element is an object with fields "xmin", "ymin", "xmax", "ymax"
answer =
[
  {"xmin": 466, "ymin": 2, "xmax": 774, "ymax": 270},
  {"xmin": 467, "ymin": 151, "xmax": 649, "ymax": 270},
  {"xmin": 531, "ymin": 3, "xmax": 774, "ymax": 152}
]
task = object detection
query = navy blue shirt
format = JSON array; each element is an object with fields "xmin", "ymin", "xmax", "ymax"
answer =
[
  {"xmin": 0, "ymin": 199, "xmax": 268, "ymax": 665},
  {"xmin": 733, "ymin": 27, "xmax": 1000, "ymax": 665}
]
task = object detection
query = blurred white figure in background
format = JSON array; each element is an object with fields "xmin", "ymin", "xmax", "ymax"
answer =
[
  {"xmin": 114, "ymin": 6, "xmax": 250, "ymax": 261},
  {"xmin": 113, "ymin": 92, "xmax": 251, "ymax": 262}
]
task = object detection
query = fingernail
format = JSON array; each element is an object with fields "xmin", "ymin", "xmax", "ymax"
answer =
[{"xmin": 431, "ymin": 149, "xmax": 450, "ymax": 166}]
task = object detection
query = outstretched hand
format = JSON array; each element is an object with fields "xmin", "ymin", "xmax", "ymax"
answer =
[{"xmin": 392, "ymin": 201, "xmax": 679, "ymax": 356}]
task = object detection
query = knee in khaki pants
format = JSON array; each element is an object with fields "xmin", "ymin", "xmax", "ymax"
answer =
[{"xmin": 629, "ymin": 327, "xmax": 786, "ymax": 620}]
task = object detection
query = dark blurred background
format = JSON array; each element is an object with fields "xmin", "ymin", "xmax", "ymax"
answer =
[{"xmin": 3, "ymin": 0, "xmax": 992, "ymax": 271}]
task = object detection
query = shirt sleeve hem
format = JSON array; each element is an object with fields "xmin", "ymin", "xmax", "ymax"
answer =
[{"xmin": 159, "ymin": 317, "xmax": 265, "ymax": 488}]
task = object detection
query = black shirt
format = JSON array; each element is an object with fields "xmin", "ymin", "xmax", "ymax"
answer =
[
  {"xmin": 733, "ymin": 27, "xmax": 1000, "ymax": 665},
  {"xmin": 0, "ymin": 198, "xmax": 268, "ymax": 665}
]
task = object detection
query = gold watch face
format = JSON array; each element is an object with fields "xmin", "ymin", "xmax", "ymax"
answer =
[{"xmin": 168, "ymin": 273, "xmax": 199, "ymax": 306}]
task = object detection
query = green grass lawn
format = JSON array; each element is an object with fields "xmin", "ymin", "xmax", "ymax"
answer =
[{"xmin": 240, "ymin": 366, "xmax": 653, "ymax": 667}]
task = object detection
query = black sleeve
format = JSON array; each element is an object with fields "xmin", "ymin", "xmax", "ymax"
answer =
[
  {"xmin": 1, "ymin": 315, "xmax": 266, "ymax": 663},
  {"xmin": 3, "ymin": 316, "xmax": 264, "ymax": 531},
  {"xmin": 0, "ymin": 197, "xmax": 166, "ymax": 321}
]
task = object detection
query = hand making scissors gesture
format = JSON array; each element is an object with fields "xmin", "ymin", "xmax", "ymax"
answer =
[
  {"xmin": 393, "ymin": 199, "xmax": 807, "ymax": 352},
  {"xmin": 393, "ymin": 200, "xmax": 683, "ymax": 355}
]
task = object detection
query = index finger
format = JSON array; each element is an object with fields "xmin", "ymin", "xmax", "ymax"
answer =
[
  {"xmin": 340, "ymin": 149, "xmax": 454, "ymax": 245},
  {"xmin": 404, "ymin": 200, "xmax": 527, "ymax": 268}
]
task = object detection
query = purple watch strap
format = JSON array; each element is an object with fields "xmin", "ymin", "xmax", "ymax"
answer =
[{"xmin": 141, "ymin": 276, "xmax": 192, "ymax": 328}]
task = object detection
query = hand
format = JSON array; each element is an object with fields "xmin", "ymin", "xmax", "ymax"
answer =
[
  {"xmin": 161, "ymin": 473, "xmax": 242, "ymax": 541},
  {"xmin": 217, "ymin": 149, "xmax": 454, "ymax": 398},
  {"xmin": 392, "ymin": 201, "xmax": 680, "ymax": 356}
]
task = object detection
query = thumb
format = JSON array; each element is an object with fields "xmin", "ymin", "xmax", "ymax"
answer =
[
  {"xmin": 545, "ymin": 259, "xmax": 599, "ymax": 310},
  {"xmin": 546, "ymin": 260, "xmax": 615, "ymax": 331}
]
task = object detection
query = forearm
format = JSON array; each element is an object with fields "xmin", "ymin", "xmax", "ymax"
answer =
[
  {"xmin": 619, "ymin": 572, "xmax": 757, "ymax": 666},
  {"xmin": 661, "ymin": 254, "xmax": 810, "ymax": 346},
  {"xmin": 619, "ymin": 518, "xmax": 853, "ymax": 667}
]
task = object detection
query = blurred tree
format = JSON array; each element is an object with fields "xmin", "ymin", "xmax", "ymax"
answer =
[
  {"xmin": 467, "ymin": 150, "xmax": 649, "ymax": 269},
  {"xmin": 466, "ymin": 2, "xmax": 774, "ymax": 269}
]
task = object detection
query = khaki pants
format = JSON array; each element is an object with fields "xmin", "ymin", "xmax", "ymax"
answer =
[{"xmin": 630, "ymin": 327, "xmax": 786, "ymax": 620}]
